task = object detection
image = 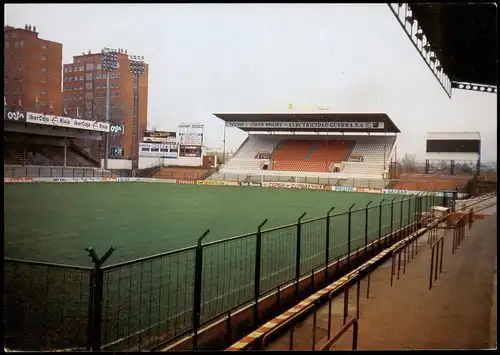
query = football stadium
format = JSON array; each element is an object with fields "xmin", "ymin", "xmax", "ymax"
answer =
[
  {"xmin": 4, "ymin": 3, "xmax": 497, "ymax": 353},
  {"xmin": 4, "ymin": 108, "xmax": 475, "ymax": 351}
]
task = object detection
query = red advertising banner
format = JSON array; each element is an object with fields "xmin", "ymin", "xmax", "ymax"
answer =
[
  {"xmin": 4, "ymin": 177, "xmax": 33, "ymax": 183},
  {"xmin": 177, "ymin": 179, "xmax": 196, "ymax": 185}
]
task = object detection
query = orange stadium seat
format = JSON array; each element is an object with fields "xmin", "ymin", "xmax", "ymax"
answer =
[{"xmin": 270, "ymin": 139, "xmax": 354, "ymax": 173}]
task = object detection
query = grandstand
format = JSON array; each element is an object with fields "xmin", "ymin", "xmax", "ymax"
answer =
[
  {"xmin": 212, "ymin": 112, "xmax": 398, "ymax": 183},
  {"xmin": 4, "ymin": 108, "xmax": 123, "ymax": 177}
]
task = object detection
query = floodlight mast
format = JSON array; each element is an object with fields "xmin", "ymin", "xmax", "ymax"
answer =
[
  {"xmin": 129, "ymin": 55, "xmax": 146, "ymax": 175},
  {"xmin": 101, "ymin": 47, "xmax": 118, "ymax": 170}
]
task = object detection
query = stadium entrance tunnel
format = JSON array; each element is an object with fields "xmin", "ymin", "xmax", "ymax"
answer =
[{"xmin": 156, "ymin": 220, "xmax": 425, "ymax": 351}]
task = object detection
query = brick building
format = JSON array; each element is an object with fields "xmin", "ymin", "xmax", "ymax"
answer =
[
  {"xmin": 62, "ymin": 50, "xmax": 149, "ymax": 161},
  {"xmin": 4, "ymin": 24, "xmax": 63, "ymax": 115}
]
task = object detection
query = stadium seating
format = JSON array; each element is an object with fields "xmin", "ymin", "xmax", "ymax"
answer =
[
  {"xmin": 341, "ymin": 136, "xmax": 396, "ymax": 177},
  {"xmin": 219, "ymin": 134, "xmax": 396, "ymax": 182},
  {"xmin": 4, "ymin": 135, "xmax": 97, "ymax": 168},
  {"xmin": 222, "ymin": 135, "xmax": 282, "ymax": 170}
]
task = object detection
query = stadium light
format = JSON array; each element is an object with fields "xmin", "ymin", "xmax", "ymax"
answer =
[
  {"xmin": 129, "ymin": 54, "xmax": 146, "ymax": 175},
  {"xmin": 405, "ymin": 16, "xmax": 414, "ymax": 25},
  {"xmin": 415, "ymin": 27, "xmax": 424, "ymax": 40},
  {"xmin": 101, "ymin": 47, "xmax": 118, "ymax": 170}
]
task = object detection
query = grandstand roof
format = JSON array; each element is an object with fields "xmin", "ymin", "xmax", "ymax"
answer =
[
  {"xmin": 409, "ymin": 3, "xmax": 497, "ymax": 87},
  {"xmin": 214, "ymin": 112, "xmax": 400, "ymax": 133}
]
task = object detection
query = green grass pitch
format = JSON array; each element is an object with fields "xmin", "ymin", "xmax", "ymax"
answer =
[
  {"xmin": 4, "ymin": 182, "xmax": 397, "ymax": 266},
  {"xmin": 5, "ymin": 182, "xmax": 419, "ymax": 350}
]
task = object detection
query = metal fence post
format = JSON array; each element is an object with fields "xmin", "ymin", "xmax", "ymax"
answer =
[
  {"xmin": 407, "ymin": 195, "xmax": 412, "ymax": 234},
  {"xmin": 347, "ymin": 204, "xmax": 356, "ymax": 269},
  {"xmin": 193, "ymin": 229, "xmax": 210, "ymax": 351},
  {"xmin": 254, "ymin": 219, "xmax": 268, "ymax": 327},
  {"xmin": 364, "ymin": 201, "xmax": 372, "ymax": 251},
  {"xmin": 390, "ymin": 196, "xmax": 397, "ymax": 237},
  {"xmin": 413, "ymin": 193, "xmax": 418, "ymax": 228},
  {"xmin": 399, "ymin": 196, "xmax": 404, "ymax": 240},
  {"xmin": 325, "ymin": 207, "xmax": 335, "ymax": 284},
  {"xmin": 86, "ymin": 246, "xmax": 115, "ymax": 351},
  {"xmin": 295, "ymin": 212, "xmax": 307, "ymax": 299},
  {"xmin": 378, "ymin": 199, "xmax": 385, "ymax": 241}
]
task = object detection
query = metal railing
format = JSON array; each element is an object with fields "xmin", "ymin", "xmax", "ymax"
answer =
[
  {"xmin": 429, "ymin": 235, "xmax": 444, "ymax": 290},
  {"xmin": 4, "ymin": 193, "xmax": 439, "ymax": 351},
  {"xmin": 228, "ymin": 210, "xmax": 457, "ymax": 352},
  {"xmin": 452, "ymin": 217, "xmax": 466, "ymax": 255},
  {"xmin": 319, "ymin": 318, "xmax": 359, "ymax": 351}
]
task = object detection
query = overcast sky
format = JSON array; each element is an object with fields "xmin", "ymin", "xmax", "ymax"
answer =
[{"xmin": 5, "ymin": 4, "xmax": 497, "ymax": 161}]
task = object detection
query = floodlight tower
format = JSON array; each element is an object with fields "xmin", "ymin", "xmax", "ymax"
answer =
[
  {"xmin": 101, "ymin": 47, "xmax": 118, "ymax": 170},
  {"xmin": 129, "ymin": 54, "xmax": 146, "ymax": 174}
]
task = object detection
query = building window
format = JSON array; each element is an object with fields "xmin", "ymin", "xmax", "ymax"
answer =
[
  {"xmin": 18, "ymin": 65, "xmax": 24, "ymax": 71},
  {"xmin": 41, "ymin": 55, "xmax": 47, "ymax": 60},
  {"xmin": 79, "ymin": 76, "xmax": 84, "ymax": 81},
  {"xmin": 110, "ymin": 73, "xmax": 115, "ymax": 79},
  {"xmin": 5, "ymin": 42, "xmax": 9, "ymax": 48},
  {"xmin": 95, "ymin": 84, "xmax": 101, "ymax": 89},
  {"xmin": 14, "ymin": 41, "xmax": 18, "ymax": 48},
  {"xmin": 80, "ymin": 86, "xmax": 83, "ymax": 91},
  {"xmin": 116, "ymin": 73, "xmax": 120, "ymax": 78},
  {"xmin": 68, "ymin": 67, "xmax": 73, "ymax": 73},
  {"xmin": 64, "ymin": 77, "xmax": 68, "ymax": 82},
  {"xmin": 41, "ymin": 79, "xmax": 47, "ymax": 84},
  {"xmin": 85, "ymin": 92, "xmax": 93, "ymax": 100},
  {"xmin": 85, "ymin": 73, "xmax": 93, "ymax": 81},
  {"xmin": 85, "ymin": 82, "xmax": 93, "ymax": 90},
  {"xmin": 116, "ymin": 62, "xmax": 120, "ymax": 69},
  {"xmin": 85, "ymin": 63, "xmax": 94, "ymax": 71},
  {"xmin": 79, "ymin": 66, "xmax": 84, "ymax": 71},
  {"xmin": 114, "ymin": 83, "xmax": 120, "ymax": 89},
  {"xmin": 19, "ymin": 41, "xmax": 23, "ymax": 48},
  {"xmin": 41, "ymin": 44, "xmax": 47, "ymax": 49},
  {"xmin": 95, "ymin": 92, "xmax": 101, "ymax": 98},
  {"xmin": 96, "ymin": 63, "xmax": 102, "ymax": 70},
  {"xmin": 114, "ymin": 92, "xmax": 120, "ymax": 98},
  {"xmin": 11, "ymin": 32, "xmax": 17, "ymax": 38},
  {"xmin": 41, "ymin": 67, "xmax": 47, "ymax": 72},
  {"xmin": 41, "ymin": 89, "xmax": 46, "ymax": 95},
  {"xmin": 64, "ymin": 67, "xmax": 68, "ymax": 73}
]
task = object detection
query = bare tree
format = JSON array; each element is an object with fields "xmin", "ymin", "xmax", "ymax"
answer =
[{"xmin": 401, "ymin": 153, "xmax": 417, "ymax": 173}]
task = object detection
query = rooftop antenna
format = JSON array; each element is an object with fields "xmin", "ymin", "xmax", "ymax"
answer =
[{"xmin": 28, "ymin": 24, "xmax": 32, "ymax": 31}]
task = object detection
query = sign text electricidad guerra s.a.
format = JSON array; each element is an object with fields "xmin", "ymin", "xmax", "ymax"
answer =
[{"xmin": 225, "ymin": 121, "xmax": 384, "ymax": 129}]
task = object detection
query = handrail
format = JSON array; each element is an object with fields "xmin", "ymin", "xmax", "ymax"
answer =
[
  {"xmin": 319, "ymin": 317, "xmax": 359, "ymax": 351},
  {"xmin": 429, "ymin": 235, "xmax": 444, "ymax": 290},
  {"xmin": 261, "ymin": 303, "xmax": 315, "ymax": 350}
]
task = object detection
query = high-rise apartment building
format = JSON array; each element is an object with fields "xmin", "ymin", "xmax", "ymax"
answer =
[
  {"xmin": 4, "ymin": 24, "xmax": 63, "ymax": 115},
  {"xmin": 62, "ymin": 50, "xmax": 149, "ymax": 161}
]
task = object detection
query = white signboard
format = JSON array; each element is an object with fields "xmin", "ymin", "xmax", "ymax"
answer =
[
  {"xmin": 225, "ymin": 121, "xmax": 385, "ymax": 129},
  {"xmin": 26, "ymin": 112, "xmax": 110, "ymax": 132},
  {"xmin": 139, "ymin": 142, "xmax": 177, "ymax": 150},
  {"xmin": 179, "ymin": 132, "xmax": 203, "ymax": 146}
]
